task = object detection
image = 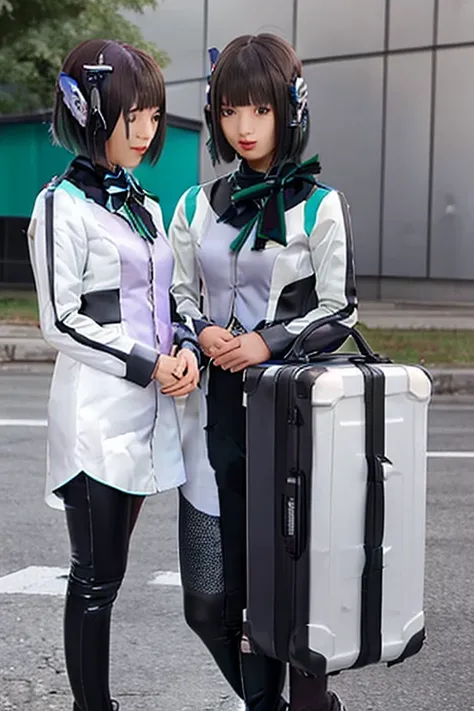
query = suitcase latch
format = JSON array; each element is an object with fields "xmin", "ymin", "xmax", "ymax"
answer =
[{"xmin": 287, "ymin": 406, "xmax": 302, "ymax": 426}]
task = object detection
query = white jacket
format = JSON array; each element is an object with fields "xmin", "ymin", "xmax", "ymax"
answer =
[
  {"xmin": 29, "ymin": 170, "xmax": 196, "ymax": 508},
  {"xmin": 169, "ymin": 168, "xmax": 358, "ymax": 517}
]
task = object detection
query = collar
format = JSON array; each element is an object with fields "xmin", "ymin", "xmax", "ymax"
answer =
[
  {"xmin": 65, "ymin": 157, "xmax": 159, "ymax": 243},
  {"xmin": 218, "ymin": 154, "xmax": 321, "ymax": 252}
]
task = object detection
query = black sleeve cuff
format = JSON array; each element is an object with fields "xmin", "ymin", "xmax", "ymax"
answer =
[
  {"xmin": 173, "ymin": 322, "xmax": 198, "ymax": 347},
  {"xmin": 192, "ymin": 318, "xmax": 214, "ymax": 336},
  {"xmin": 125, "ymin": 343, "xmax": 159, "ymax": 387},
  {"xmin": 173, "ymin": 323, "xmax": 202, "ymax": 367},
  {"xmin": 256, "ymin": 324, "xmax": 296, "ymax": 358}
]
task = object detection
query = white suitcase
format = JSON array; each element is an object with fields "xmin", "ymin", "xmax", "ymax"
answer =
[{"xmin": 244, "ymin": 328, "xmax": 431, "ymax": 675}]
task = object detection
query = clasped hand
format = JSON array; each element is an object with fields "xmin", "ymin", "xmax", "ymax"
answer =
[
  {"xmin": 154, "ymin": 348, "xmax": 200, "ymax": 396},
  {"xmin": 199, "ymin": 326, "xmax": 271, "ymax": 373}
]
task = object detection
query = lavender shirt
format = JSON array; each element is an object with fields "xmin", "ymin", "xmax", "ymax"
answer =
[{"xmin": 114, "ymin": 217, "xmax": 174, "ymax": 356}]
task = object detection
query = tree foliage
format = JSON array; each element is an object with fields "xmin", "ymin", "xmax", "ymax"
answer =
[{"xmin": 0, "ymin": 0, "xmax": 167, "ymax": 114}]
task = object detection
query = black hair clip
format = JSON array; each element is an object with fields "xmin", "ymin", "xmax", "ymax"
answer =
[{"xmin": 83, "ymin": 60, "xmax": 113, "ymax": 132}]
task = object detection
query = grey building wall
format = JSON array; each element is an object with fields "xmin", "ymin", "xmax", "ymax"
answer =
[{"xmin": 128, "ymin": 0, "xmax": 474, "ymax": 303}]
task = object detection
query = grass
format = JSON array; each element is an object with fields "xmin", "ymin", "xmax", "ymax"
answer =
[
  {"xmin": 0, "ymin": 292, "xmax": 39, "ymax": 325},
  {"xmin": 0, "ymin": 292, "xmax": 473, "ymax": 366},
  {"xmin": 357, "ymin": 324, "xmax": 474, "ymax": 368}
]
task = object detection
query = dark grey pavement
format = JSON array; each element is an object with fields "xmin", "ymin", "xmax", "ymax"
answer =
[{"xmin": 0, "ymin": 370, "xmax": 473, "ymax": 710}]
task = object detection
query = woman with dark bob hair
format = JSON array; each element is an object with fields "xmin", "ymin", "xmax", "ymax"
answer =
[
  {"xmin": 28, "ymin": 38, "xmax": 200, "ymax": 711},
  {"xmin": 170, "ymin": 33, "xmax": 357, "ymax": 711}
]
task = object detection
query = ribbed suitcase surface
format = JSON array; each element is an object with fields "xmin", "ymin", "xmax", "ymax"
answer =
[{"xmin": 244, "ymin": 358, "xmax": 431, "ymax": 676}]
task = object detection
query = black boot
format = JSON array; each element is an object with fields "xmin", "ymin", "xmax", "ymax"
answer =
[
  {"xmin": 73, "ymin": 701, "xmax": 119, "ymax": 710},
  {"xmin": 289, "ymin": 667, "xmax": 331, "ymax": 711},
  {"xmin": 244, "ymin": 697, "xmax": 288, "ymax": 711},
  {"xmin": 240, "ymin": 650, "xmax": 286, "ymax": 710}
]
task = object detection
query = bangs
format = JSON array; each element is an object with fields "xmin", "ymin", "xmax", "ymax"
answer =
[
  {"xmin": 216, "ymin": 46, "xmax": 277, "ymax": 109},
  {"xmin": 102, "ymin": 43, "xmax": 165, "ymax": 117}
]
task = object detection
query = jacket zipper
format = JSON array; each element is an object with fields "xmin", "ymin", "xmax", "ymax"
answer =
[{"xmin": 229, "ymin": 248, "xmax": 239, "ymax": 325}]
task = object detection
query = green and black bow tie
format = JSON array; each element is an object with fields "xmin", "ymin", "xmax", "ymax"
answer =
[
  {"xmin": 68, "ymin": 157, "xmax": 159, "ymax": 244},
  {"xmin": 219, "ymin": 154, "xmax": 321, "ymax": 252},
  {"xmin": 103, "ymin": 168, "xmax": 159, "ymax": 243}
]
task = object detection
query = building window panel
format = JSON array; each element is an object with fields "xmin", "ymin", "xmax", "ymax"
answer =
[
  {"xmin": 382, "ymin": 52, "xmax": 432, "ymax": 278},
  {"xmin": 430, "ymin": 47, "xmax": 474, "ymax": 279},
  {"xmin": 304, "ymin": 58, "xmax": 384, "ymax": 276},
  {"xmin": 296, "ymin": 0, "xmax": 385, "ymax": 60},
  {"xmin": 389, "ymin": 0, "xmax": 435, "ymax": 50},
  {"xmin": 124, "ymin": 0, "xmax": 206, "ymax": 82},
  {"xmin": 437, "ymin": 0, "xmax": 474, "ymax": 45},
  {"xmin": 207, "ymin": 0, "xmax": 293, "ymax": 49}
]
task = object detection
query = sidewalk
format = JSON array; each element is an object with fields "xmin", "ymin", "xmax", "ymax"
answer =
[
  {"xmin": 1, "ymin": 302, "xmax": 474, "ymax": 394},
  {"xmin": 359, "ymin": 301, "xmax": 474, "ymax": 330}
]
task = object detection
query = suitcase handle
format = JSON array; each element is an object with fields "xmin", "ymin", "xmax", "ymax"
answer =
[
  {"xmin": 286, "ymin": 323, "xmax": 390, "ymax": 364},
  {"xmin": 282, "ymin": 470, "xmax": 307, "ymax": 559}
]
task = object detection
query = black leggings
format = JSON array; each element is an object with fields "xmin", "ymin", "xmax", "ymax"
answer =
[
  {"xmin": 179, "ymin": 368, "xmax": 330, "ymax": 711},
  {"xmin": 57, "ymin": 473, "xmax": 144, "ymax": 711}
]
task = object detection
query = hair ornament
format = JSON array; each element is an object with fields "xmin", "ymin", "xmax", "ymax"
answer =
[
  {"xmin": 205, "ymin": 46, "xmax": 221, "ymax": 165},
  {"xmin": 205, "ymin": 47, "xmax": 220, "ymax": 107},
  {"xmin": 58, "ymin": 73, "xmax": 88, "ymax": 127},
  {"xmin": 289, "ymin": 75, "xmax": 308, "ymax": 129},
  {"xmin": 83, "ymin": 60, "xmax": 114, "ymax": 132}
]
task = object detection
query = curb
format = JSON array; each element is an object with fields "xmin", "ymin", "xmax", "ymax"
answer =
[
  {"xmin": 1, "ymin": 339, "xmax": 474, "ymax": 396},
  {"xmin": 429, "ymin": 369, "xmax": 474, "ymax": 396},
  {"xmin": 0, "ymin": 339, "xmax": 56, "ymax": 363}
]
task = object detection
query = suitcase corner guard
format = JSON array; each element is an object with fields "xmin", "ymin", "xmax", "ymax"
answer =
[{"xmin": 386, "ymin": 628, "xmax": 426, "ymax": 668}]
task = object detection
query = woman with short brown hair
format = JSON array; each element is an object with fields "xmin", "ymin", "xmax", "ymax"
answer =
[
  {"xmin": 170, "ymin": 33, "xmax": 357, "ymax": 711},
  {"xmin": 29, "ymin": 38, "xmax": 200, "ymax": 711}
]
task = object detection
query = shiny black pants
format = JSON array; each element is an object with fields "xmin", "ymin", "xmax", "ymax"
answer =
[
  {"xmin": 57, "ymin": 473, "xmax": 143, "ymax": 711},
  {"xmin": 179, "ymin": 368, "xmax": 330, "ymax": 711}
]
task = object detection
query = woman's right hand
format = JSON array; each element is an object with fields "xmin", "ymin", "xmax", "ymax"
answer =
[
  {"xmin": 198, "ymin": 326, "xmax": 237, "ymax": 358},
  {"xmin": 153, "ymin": 355, "xmax": 183, "ymax": 389}
]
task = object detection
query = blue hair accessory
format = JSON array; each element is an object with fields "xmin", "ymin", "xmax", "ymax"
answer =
[
  {"xmin": 205, "ymin": 47, "xmax": 220, "ymax": 107},
  {"xmin": 58, "ymin": 72, "xmax": 88, "ymax": 127},
  {"xmin": 289, "ymin": 75, "xmax": 309, "ymax": 129}
]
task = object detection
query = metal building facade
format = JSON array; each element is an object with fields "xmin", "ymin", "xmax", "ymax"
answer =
[{"xmin": 129, "ymin": 0, "xmax": 474, "ymax": 303}]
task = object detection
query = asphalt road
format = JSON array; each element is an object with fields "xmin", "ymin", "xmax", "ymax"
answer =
[{"xmin": 0, "ymin": 367, "xmax": 473, "ymax": 711}]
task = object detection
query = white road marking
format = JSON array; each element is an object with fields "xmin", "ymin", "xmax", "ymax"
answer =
[
  {"xmin": 0, "ymin": 566, "xmax": 68, "ymax": 596},
  {"xmin": 0, "ymin": 418, "xmax": 47, "ymax": 427},
  {"xmin": 0, "ymin": 566, "xmax": 183, "ymax": 596},
  {"xmin": 149, "ymin": 571, "xmax": 181, "ymax": 587},
  {"xmin": 2, "ymin": 420, "xmax": 474, "ymax": 462},
  {"xmin": 427, "ymin": 451, "xmax": 474, "ymax": 459}
]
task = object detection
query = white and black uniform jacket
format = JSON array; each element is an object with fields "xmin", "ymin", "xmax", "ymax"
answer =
[
  {"xmin": 169, "ymin": 161, "xmax": 358, "ymax": 517},
  {"xmin": 170, "ymin": 163, "xmax": 357, "ymax": 357},
  {"xmin": 28, "ymin": 158, "xmax": 198, "ymax": 508}
]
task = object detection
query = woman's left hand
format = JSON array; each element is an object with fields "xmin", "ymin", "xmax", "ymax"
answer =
[
  {"xmin": 212, "ymin": 332, "xmax": 271, "ymax": 373},
  {"xmin": 160, "ymin": 348, "xmax": 200, "ymax": 396}
]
